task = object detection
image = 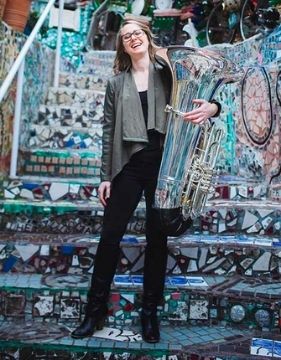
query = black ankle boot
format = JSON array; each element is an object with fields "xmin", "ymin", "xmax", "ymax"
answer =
[
  {"xmin": 71, "ymin": 302, "xmax": 108, "ymax": 339},
  {"xmin": 71, "ymin": 278, "xmax": 110, "ymax": 339},
  {"xmin": 141, "ymin": 308, "xmax": 160, "ymax": 343}
]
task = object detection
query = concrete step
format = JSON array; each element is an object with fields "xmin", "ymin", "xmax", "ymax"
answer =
[
  {"xmin": 0, "ymin": 231, "xmax": 279, "ymax": 247},
  {"xmin": 36, "ymin": 104, "xmax": 103, "ymax": 127},
  {"xmin": 0, "ymin": 320, "xmax": 268, "ymax": 359},
  {"xmin": 0, "ymin": 188, "xmax": 280, "ymax": 235},
  {"xmin": 18, "ymin": 149, "xmax": 101, "ymax": 178},
  {"xmin": 28, "ymin": 124, "xmax": 102, "ymax": 151},
  {"xmin": 46, "ymin": 87, "xmax": 105, "ymax": 109},
  {"xmin": 59, "ymin": 71, "xmax": 111, "ymax": 92},
  {"xmin": 0, "ymin": 272, "xmax": 279, "ymax": 332},
  {"xmin": 0, "ymin": 232, "xmax": 280, "ymax": 281},
  {"xmin": 79, "ymin": 50, "xmax": 115, "ymax": 72}
]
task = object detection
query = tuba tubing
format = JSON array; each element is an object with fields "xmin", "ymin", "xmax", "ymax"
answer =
[{"xmin": 154, "ymin": 46, "xmax": 244, "ymax": 237}]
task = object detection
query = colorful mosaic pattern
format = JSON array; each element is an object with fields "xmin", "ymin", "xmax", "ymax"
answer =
[
  {"xmin": 0, "ymin": 21, "xmax": 55, "ymax": 177},
  {"xmin": 0, "ymin": 272, "xmax": 280, "ymax": 330},
  {"xmin": 0, "ymin": 12, "xmax": 281, "ymax": 360}
]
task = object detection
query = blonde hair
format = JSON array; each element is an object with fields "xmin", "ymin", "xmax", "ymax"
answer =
[{"xmin": 113, "ymin": 16, "xmax": 160, "ymax": 74}]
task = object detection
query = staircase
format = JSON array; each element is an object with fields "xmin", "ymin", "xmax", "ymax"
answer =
[{"xmin": 0, "ymin": 48, "xmax": 281, "ymax": 360}]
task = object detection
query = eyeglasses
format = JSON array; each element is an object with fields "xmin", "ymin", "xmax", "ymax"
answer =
[{"xmin": 121, "ymin": 29, "xmax": 145, "ymax": 42}]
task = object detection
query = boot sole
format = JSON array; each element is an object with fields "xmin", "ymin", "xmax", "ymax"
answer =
[{"xmin": 143, "ymin": 337, "xmax": 160, "ymax": 343}]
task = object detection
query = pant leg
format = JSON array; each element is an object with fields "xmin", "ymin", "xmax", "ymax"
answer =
[
  {"xmin": 142, "ymin": 164, "xmax": 168, "ymax": 303},
  {"xmin": 91, "ymin": 167, "xmax": 144, "ymax": 289}
]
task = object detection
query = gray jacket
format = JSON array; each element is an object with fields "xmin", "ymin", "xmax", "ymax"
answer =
[{"xmin": 100, "ymin": 58, "xmax": 172, "ymax": 182}]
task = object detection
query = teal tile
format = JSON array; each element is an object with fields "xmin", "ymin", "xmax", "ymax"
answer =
[
  {"xmin": 114, "ymin": 341, "xmax": 128, "ymax": 349},
  {"xmin": 127, "ymin": 342, "xmax": 142, "ymax": 349},
  {"xmin": 168, "ymin": 343, "xmax": 183, "ymax": 351},
  {"xmin": 100, "ymin": 340, "xmax": 115, "ymax": 349},
  {"xmin": 181, "ymin": 339, "xmax": 193, "ymax": 346},
  {"xmin": 190, "ymin": 337, "xmax": 203, "ymax": 344},
  {"xmin": 141, "ymin": 342, "xmax": 156, "ymax": 350},
  {"xmin": 87, "ymin": 338, "xmax": 102, "ymax": 348},
  {"xmin": 58, "ymin": 337, "xmax": 74, "ymax": 346},
  {"xmin": 157, "ymin": 342, "xmax": 169, "ymax": 350},
  {"xmin": 73, "ymin": 338, "xmax": 88, "ymax": 347}
]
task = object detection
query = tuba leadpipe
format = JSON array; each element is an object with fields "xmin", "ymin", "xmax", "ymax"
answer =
[{"xmin": 154, "ymin": 46, "xmax": 243, "ymax": 236}]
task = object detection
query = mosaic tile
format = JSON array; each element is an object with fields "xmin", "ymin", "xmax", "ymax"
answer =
[
  {"xmin": 0, "ymin": 321, "xmax": 68, "ymax": 341},
  {"xmin": 28, "ymin": 124, "xmax": 103, "ymax": 150},
  {"xmin": 4, "ymin": 294, "xmax": 25, "ymax": 317},
  {"xmin": 59, "ymin": 72, "xmax": 110, "ymax": 92},
  {"xmin": 36, "ymin": 105, "xmax": 104, "ymax": 127},
  {"xmin": 33, "ymin": 295, "xmax": 54, "ymax": 317},
  {"xmin": 60, "ymin": 297, "xmax": 80, "ymax": 319},
  {"xmin": 14, "ymin": 244, "xmax": 39, "ymax": 262},
  {"xmin": 189, "ymin": 299, "xmax": 209, "ymax": 320},
  {"xmin": 42, "ymin": 274, "xmax": 89, "ymax": 289},
  {"xmin": 46, "ymin": 87, "xmax": 105, "ymax": 109}
]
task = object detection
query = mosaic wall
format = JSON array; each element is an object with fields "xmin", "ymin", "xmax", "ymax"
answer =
[
  {"xmin": 0, "ymin": 21, "xmax": 55, "ymax": 177},
  {"xmin": 0, "ymin": 22, "xmax": 23, "ymax": 175},
  {"xmin": 34, "ymin": 1, "xmax": 96, "ymax": 68},
  {"xmin": 209, "ymin": 26, "xmax": 281, "ymax": 200},
  {"xmin": 1, "ymin": 7, "xmax": 281, "ymax": 360}
]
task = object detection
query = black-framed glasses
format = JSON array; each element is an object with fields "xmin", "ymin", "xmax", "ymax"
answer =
[{"xmin": 121, "ymin": 29, "xmax": 145, "ymax": 42}]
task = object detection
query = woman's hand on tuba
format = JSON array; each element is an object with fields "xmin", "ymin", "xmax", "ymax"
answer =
[{"xmin": 182, "ymin": 99, "xmax": 219, "ymax": 125}]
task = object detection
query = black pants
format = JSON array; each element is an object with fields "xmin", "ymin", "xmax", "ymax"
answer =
[{"xmin": 91, "ymin": 149, "xmax": 168, "ymax": 302}]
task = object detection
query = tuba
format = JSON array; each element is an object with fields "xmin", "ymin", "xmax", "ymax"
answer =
[{"xmin": 154, "ymin": 46, "xmax": 243, "ymax": 236}]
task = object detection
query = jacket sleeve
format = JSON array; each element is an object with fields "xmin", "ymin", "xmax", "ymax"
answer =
[
  {"xmin": 210, "ymin": 99, "xmax": 221, "ymax": 117},
  {"xmin": 100, "ymin": 80, "xmax": 115, "ymax": 182}
]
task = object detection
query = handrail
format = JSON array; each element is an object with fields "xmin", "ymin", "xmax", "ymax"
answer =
[
  {"xmin": 0, "ymin": 0, "xmax": 64, "ymax": 177},
  {"xmin": 0, "ymin": 0, "xmax": 64, "ymax": 102}
]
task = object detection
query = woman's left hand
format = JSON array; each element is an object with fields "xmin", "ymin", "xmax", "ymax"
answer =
[{"xmin": 182, "ymin": 99, "xmax": 219, "ymax": 125}]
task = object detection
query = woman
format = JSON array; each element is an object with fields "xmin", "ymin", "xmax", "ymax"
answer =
[{"xmin": 71, "ymin": 16, "xmax": 220, "ymax": 343}]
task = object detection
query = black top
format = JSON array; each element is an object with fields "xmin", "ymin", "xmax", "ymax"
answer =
[{"xmin": 138, "ymin": 90, "xmax": 162, "ymax": 151}]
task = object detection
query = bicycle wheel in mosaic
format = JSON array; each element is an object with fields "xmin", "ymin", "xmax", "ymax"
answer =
[
  {"xmin": 241, "ymin": 67, "xmax": 273, "ymax": 146},
  {"xmin": 206, "ymin": 1, "xmax": 238, "ymax": 44},
  {"xmin": 277, "ymin": 70, "xmax": 281, "ymax": 106},
  {"xmin": 240, "ymin": 0, "xmax": 260, "ymax": 40}
]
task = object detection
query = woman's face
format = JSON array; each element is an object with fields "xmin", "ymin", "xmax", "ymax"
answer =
[{"xmin": 120, "ymin": 23, "xmax": 149, "ymax": 59}]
